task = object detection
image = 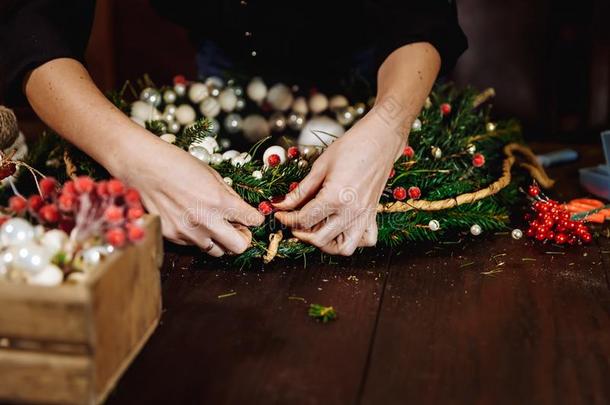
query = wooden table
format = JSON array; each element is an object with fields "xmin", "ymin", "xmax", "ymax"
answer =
[{"xmin": 105, "ymin": 143, "xmax": 610, "ymax": 405}]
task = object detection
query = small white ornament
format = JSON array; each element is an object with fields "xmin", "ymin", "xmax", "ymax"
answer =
[
  {"xmin": 309, "ymin": 93, "xmax": 329, "ymax": 114},
  {"xmin": 470, "ymin": 224, "xmax": 482, "ymax": 236},
  {"xmin": 6, "ymin": 242, "xmax": 52, "ymax": 275},
  {"xmin": 131, "ymin": 101, "xmax": 160, "ymax": 122},
  {"xmin": 175, "ymin": 104, "xmax": 196, "ymax": 125},
  {"xmin": 199, "ymin": 97, "xmax": 221, "ymax": 118},
  {"xmin": 80, "ymin": 246, "xmax": 107, "ymax": 267},
  {"xmin": 511, "ymin": 228, "xmax": 523, "ymax": 240},
  {"xmin": 160, "ymin": 133, "xmax": 177, "ymax": 144},
  {"xmin": 174, "ymin": 83, "xmax": 186, "ymax": 97},
  {"xmin": 252, "ymin": 170, "xmax": 263, "ymax": 180},
  {"xmin": 40, "ymin": 229, "xmax": 68, "ymax": 256},
  {"xmin": 242, "ymin": 114, "xmax": 270, "ymax": 142},
  {"xmin": 218, "ymin": 89, "xmax": 238, "ymax": 112},
  {"xmin": 210, "ymin": 153, "xmax": 223, "ymax": 165},
  {"xmin": 354, "ymin": 102, "xmax": 366, "ymax": 116},
  {"xmin": 28, "ymin": 264, "xmax": 63, "ymax": 287},
  {"xmin": 188, "ymin": 82, "xmax": 209, "ymax": 103},
  {"xmin": 329, "ymin": 95, "xmax": 349, "ymax": 111},
  {"xmin": 224, "ymin": 113, "xmax": 243, "ymax": 134},
  {"xmin": 411, "ymin": 118, "xmax": 422, "ymax": 132},
  {"xmin": 231, "ymin": 152, "xmax": 252, "ymax": 167},
  {"xmin": 292, "ymin": 97, "xmax": 309, "ymax": 115},
  {"xmin": 140, "ymin": 87, "xmax": 162, "ymax": 106},
  {"xmin": 163, "ymin": 90, "xmax": 177, "ymax": 104},
  {"xmin": 209, "ymin": 118, "xmax": 221, "ymax": 134},
  {"xmin": 168, "ymin": 121, "xmax": 181, "ymax": 134},
  {"xmin": 424, "ymin": 97, "xmax": 432, "ymax": 109},
  {"xmin": 335, "ymin": 107, "xmax": 355, "ymax": 126},
  {"xmin": 164, "ymin": 104, "xmax": 177, "ymax": 115},
  {"xmin": 268, "ymin": 112, "xmax": 286, "ymax": 132},
  {"xmin": 267, "ymin": 83, "xmax": 293, "ymax": 111},
  {"xmin": 223, "ymin": 177, "xmax": 233, "ymax": 187},
  {"xmin": 192, "ymin": 136, "xmax": 218, "ymax": 154},
  {"xmin": 188, "ymin": 145, "xmax": 211, "ymax": 164},
  {"xmin": 288, "ymin": 112, "xmax": 306, "ymax": 131},
  {"xmin": 219, "ymin": 138, "xmax": 231, "ymax": 149},
  {"xmin": 466, "ymin": 144, "xmax": 476, "ymax": 155},
  {"xmin": 431, "ymin": 146, "xmax": 442, "ymax": 159},
  {"xmin": 263, "ymin": 146, "xmax": 287, "ymax": 167},
  {"xmin": 205, "ymin": 76, "xmax": 224, "ymax": 89},
  {"xmin": 222, "ymin": 150, "xmax": 240, "ymax": 161},
  {"xmin": 235, "ymin": 97, "xmax": 246, "ymax": 111},
  {"xmin": 428, "ymin": 220, "xmax": 441, "ymax": 232},
  {"xmin": 247, "ymin": 77, "xmax": 267, "ymax": 103},
  {"xmin": 298, "ymin": 116, "xmax": 345, "ymax": 148},
  {"xmin": 1, "ymin": 218, "xmax": 34, "ymax": 247}
]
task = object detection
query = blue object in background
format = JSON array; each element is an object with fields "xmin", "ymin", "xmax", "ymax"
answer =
[
  {"xmin": 536, "ymin": 149, "xmax": 579, "ymax": 167},
  {"xmin": 579, "ymin": 130, "xmax": 610, "ymax": 201}
]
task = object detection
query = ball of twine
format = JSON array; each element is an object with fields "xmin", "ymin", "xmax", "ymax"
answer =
[{"xmin": 0, "ymin": 106, "xmax": 19, "ymax": 150}]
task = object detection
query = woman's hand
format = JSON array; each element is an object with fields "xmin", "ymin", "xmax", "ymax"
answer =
[{"xmin": 274, "ymin": 111, "xmax": 403, "ymax": 255}]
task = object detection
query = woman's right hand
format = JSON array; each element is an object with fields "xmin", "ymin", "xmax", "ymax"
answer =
[{"xmin": 110, "ymin": 136, "xmax": 264, "ymax": 256}]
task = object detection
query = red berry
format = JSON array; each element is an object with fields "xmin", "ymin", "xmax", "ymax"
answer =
[
  {"xmin": 393, "ymin": 187, "xmax": 407, "ymax": 201},
  {"xmin": 554, "ymin": 233, "xmax": 568, "ymax": 244},
  {"xmin": 287, "ymin": 146, "xmax": 299, "ymax": 159},
  {"xmin": 124, "ymin": 188, "xmax": 141, "ymax": 206},
  {"xmin": 104, "ymin": 205, "xmax": 124, "ymax": 223},
  {"xmin": 39, "ymin": 177, "xmax": 57, "ymax": 197},
  {"xmin": 528, "ymin": 185, "xmax": 540, "ymax": 197},
  {"xmin": 62, "ymin": 181, "xmax": 76, "ymax": 196},
  {"xmin": 107, "ymin": 179, "xmax": 125, "ymax": 196},
  {"xmin": 126, "ymin": 224, "xmax": 145, "ymax": 242},
  {"xmin": 535, "ymin": 232, "xmax": 547, "ymax": 241},
  {"xmin": 258, "ymin": 201, "xmax": 273, "ymax": 215},
  {"xmin": 267, "ymin": 154, "xmax": 281, "ymax": 167},
  {"xmin": 580, "ymin": 232, "xmax": 592, "ymax": 243},
  {"xmin": 96, "ymin": 181, "xmax": 109, "ymax": 197},
  {"xmin": 403, "ymin": 146, "xmax": 415, "ymax": 158},
  {"xmin": 127, "ymin": 207, "xmax": 144, "ymax": 220},
  {"xmin": 289, "ymin": 182, "xmax": 299, "ymax": 192},
  {"xmin": 0, "ymin": 162, "xmax": 16, "ymax": 180},
  {"xmin": 388, "ymin": 168, "xmax": 395, "ymax": 179},
  {"xmin": 0, "ymin": 216, "xmax": 9, "ymax": 226},
  {"xmin": 173, "ymin": 75, "xmax": 187, "ymax": 85},
  {"xmin": 39, "ymin": 204, "xmax": 60, "ymax": 223},
  {"xmin": 58, "ymin": 194, "xmax": 76, "ymax": 212},
  {"xmin": 8, "ymin": 196, "xmax": 27, "ymax": 213},
  {"xmin": 440, "ymin": 103, "xmax": 452, "ymax": 116},
  {"xmin": 74, "ymin": 176, "xmax": 95, "ymax": 194},
  {"xmin": 526, "ymin": 227, "xmax": 536, "ymax": 237},
  {"xmin": 407, "ymin": 186, "xmax": 421, "ymax": 200},
  {"xmin": 106, "ymin": 228, "xmax": 126, "ymax": 247},
  {"xmin": 28, "ymin": 195, "xmax": 44, "ymax": 212},
  {"xmin": 472, "ymin": 153, "xmax": 485, "ymax": 168}
]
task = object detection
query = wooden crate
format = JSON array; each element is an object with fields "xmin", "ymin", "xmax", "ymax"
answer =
[{"xmin": 0, "ymin": 215, "xmax": 163, "ymax": 404}]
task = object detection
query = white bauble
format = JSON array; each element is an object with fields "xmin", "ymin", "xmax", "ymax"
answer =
[
  {"xmin": 309, "ymin": 93, "xmax": 329, "ymax": 114},
  {"xmin": 191, "ymin": 136, "xmax": 219, "ymax": 154},
  {"xmin": 174, "ymin": 83, "xmax": 186, "ymax": 97},
  {"xmin": 242, "ymin": 115, "xmax": 270, "ymax": 142},
  {"xmin": 188, "ymin": 82, "xmax": 209, "ymax": 103},
  {"xmin": 223, "ymin": 177, "xmax": 233, "ymax": 187},
  {"xmin": 188, "ymin": 145, "xmax": 211, "ymax": 164},
  {"xmin": 210, "ymin": 153, "xmax": 223, "ymax": 165},
  {"xmin": 40, "ymin": 229, "xmax": 68, "ymax": 256},
  {"xmin": 208, "ymin": 118, "xmax": 221, "ymax": 134},
  {"xmin": 263, "ymin": 146, "xmax": 287, "ymax": 167},
  {"xmin": 329, "ymin": 95, "xmax": 349, "ymax": 111},
  {"xmin": 298, "ymin": 116, "xmax": 345, "ymax": 148},
  {"xmin": 199, "ymin": 97, "xmax": 221, "ymax": 118},
  {"xmin": 6, "ymin": 242, "xmax": 52, "ymax": 275},
  {"xmin": 231, "ymin": 152, "xmax": 252, "ymax": 167},
  {"xmin": 28, "ymin": 264, "xmax": 63, "ymax": 287},
  {"xmin": 224, "ymin": 114, "xmax": 243, "ymax": 134},
  {"xmin": 167, "ymin": 121, "xmax": 181, "ymax": 134},
  {"xmin": 1, "ymin": 218, "xmax": 35, "ymax": 247},
  {"xmin": 267, "ymin": 83, "xmax": 293, "ymax": 111},
  {"xmin": 175, "ymin": 104, "xmax": 197, "ymax": 125},
  {"xmin": 247, "ymin": 77, "xmax": 267, "ymax": 103},
  {"xmin": 411, "ymin": 118, "xmax": 422, "ymax": 132},
  {"xmin": 222, "ymin": 150, "xmax": 240, "ymax": 161},
  {"xmin": 470, "ymin": 224, "xmax": 482, "ymax": 236},
  {"xmin": 292, "ymin": 96, "xmax": 308, "ymax": 115},
  {"xmin": 252, "ymin": 170, "xmax": 263, "ymax": 180},
  {"xmin": 163, "ymin": 90, "xmax": 177, "ymax": 104},
  {"xmin": 131, "ymin": 101, "xmax": 160, "ymax": 122},
  {"xmin": 160, "ymin": 133, "xmax": 177, "ymax": 144},
  {"xmin": 218, "ymin": 89, "xmax": 238, "ymax": 112},
  {"xmin": 205, "ymin": 76, "xmax": 224, "ymax": 89},
  {"xmin": 164, "ymin": 104, "xmax": 177, "ymax": 115}
]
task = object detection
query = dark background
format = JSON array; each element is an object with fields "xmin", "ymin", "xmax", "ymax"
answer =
[{"xmin": 42, "ymin": 0, "xmax": 610, "ymax": 142}]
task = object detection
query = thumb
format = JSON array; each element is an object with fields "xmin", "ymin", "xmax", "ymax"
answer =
[{"xmin": 274, "ymin": 162, "xmax": 326, "ymax": 210}]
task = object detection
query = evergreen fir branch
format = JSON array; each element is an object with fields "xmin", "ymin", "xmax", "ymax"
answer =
[
  {"xmin": 308, "ymin": 304, "xmax": 337, "ymax": 323},
  {"xmin": 176, "ymin": 118, "xmax": 214, "ymax": 149}
]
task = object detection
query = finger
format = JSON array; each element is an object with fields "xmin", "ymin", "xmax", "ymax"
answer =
[
  {"xmin": 336, "ymin": 218, "xmax": 368, "ymax": 256},
  {"xmin": 209, "ymin": 219, "xmax": 252, "ymax": 254},
  {"xmin": 359, "ymin": 216, "xmax": 378, "ymax": 247},
  {"xmin": 224, "ymin": 197, "xmax": 265, "ymax": 227},
  {"xmin": 273, "ymin": 161, "xmax": 326, "ymax": 210},
  {"xmin": 275, "ymin": 198, "xmax": 334, "ymax": 229},
  {"xmin": 205, "ymin": 240, "xmax": 226, "ymax": 257},
  {"xmin": 291, "ymin": 214, "xmax": 348, "ymax": 248}
]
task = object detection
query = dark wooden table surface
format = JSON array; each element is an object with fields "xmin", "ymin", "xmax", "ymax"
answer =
[{"xmin": 105, "ymin": 143, "xmax": 610, "ymax": 405}]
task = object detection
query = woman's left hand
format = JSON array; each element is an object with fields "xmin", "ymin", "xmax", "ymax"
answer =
[{"xmin": 274, "ymin": 109, "xmax": 405, "ymax": 255}]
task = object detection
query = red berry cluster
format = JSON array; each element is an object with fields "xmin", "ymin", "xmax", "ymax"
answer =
[
  {"xmin": 6, "ymin": 176, "xmax": 146, "ymax": 248},
  {"xmin": 392, "ymin": 186, "xmax": 421, "ymax": 201},
  {"xmin": 525, "ymin": 186, "xmax": 591, "ymax": 245}
]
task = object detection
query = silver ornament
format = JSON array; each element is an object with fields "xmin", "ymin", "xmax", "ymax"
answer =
[
  {"xmin": 222, "ymin": 150, "xmax": 240, "ymax": 161},
  {"xmin": 28, "ymin": 264, "xmax": 63, "ymax": 286},
  {"xmin": 224, "ymin": 114, "xmax": 243, "ymax": 134},
  {"xmin": 199, "ymin": 97, "xmax": 221, "ymax": 118},
  {"xmin": 5, "ymin": 242, "xmax": 52, "ymax": 275},
  {"xmin": 161, "ymin": 112, "xmax": 175, "ymax": 123},
  {"xmin": 232, "ymin": 86, "xmax": 244, "ymax": 97},
  {"xmin": 269, "ymin": 112, "xmax": 287, "ymax": 132},
  {"xmin": 466, "ymin": 144, "xmax": 476, "ymax": 154},
  {"xmin": 208, "ymin": 118, "xmax": 221, "ymax": 134},
  {"xmin": 163, "ymin": 89, "xmax": 177, "ymax": 104},
  {"xmin": 219, "ymin": 138, "xmax": 231, "ymax": 149},
  {"xmin": 297, "ymin": 159, "xmax": 308, "ymax": 168},
  {"xmin": 431, "ymin": 146, "xmax": 442, "ymax": 159},
  {"xmin": 300, "ymin": 146, "xmax": 319, "ymax": 159},
  {"xmin": 140, "ymin": 87, "xmax": 162, "ymax": 107},
  {"xmin": 223, "ymin": 177, "xmax": 233, "ymax": 187},
  {"xmin": 80, "ymin": 246, "xmax": 106, "ymax": 268},
  {"xmin": 40, "ymin": 229, "xmax": 68, "ymax": 256},
  {"xmin": 235, "ymin": 97, "xmax": 246, "ymax": 111},
  {"xmin": 354, "ymin": 102, "xmax": 366, "ymax": 117},
  {"xmin": 411, "ymin": 118, "xmax": 422, "ymax": 132},
  {"xmin": 336, "ymin": 107, "xmax": 355, "ymax": 126},
  {"xmin": 428, "ymin": 220, "xmax": 440, "ymax": 232},
  {"xmin": 188, "ymin": 145, "xmax": 211, "ymax": 163},
  {"xmin": 218, "ymin": 89, "xmax": 238, "ymax": 112},
  {"xmin": 174, "ymin": 83, "xmax": 186, "ymax": 97},
  {"xmin": 486, "ymin": 122, "xmax": 497, "ymax": 132},
  {"xmin": 210, "ymin": 153, "xmax": 223, "ymax": 165},
  {"xmin": 231, "ymin": 152, "xmax": 252, "ymax": 167},
  {"xmin": 1, "ymin": 218, "xmax": 34, "ymax": 247},
  {"xmin": 168, "ymin": 121, "xmax": 181, "ymax": 134},
  {"xmin": 511, "ymin": 228, "xmax": 523, "ymax": 240},
  {"xmin": 164, "ymin": 104, "xmax": 177, "ymax": 115},
  {"xmin": 288, "ymin": 113, "xmax": 306, "ymax": 131},
  {"xmin": 470, "ymin": 224, "xmax": 482, "ymax": 236},
  {"xmin": 188, "ymin": 82, "xmax": 209, "ymax": 103}
]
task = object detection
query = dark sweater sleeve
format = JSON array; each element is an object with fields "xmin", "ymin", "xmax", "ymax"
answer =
[
  {"xmin": 0, "ymin": 0, "xmax": 95, "ymax": 105},
  {"xmin": 365, "ymin": 0, "xmax": 468, "ymax": 75}
]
